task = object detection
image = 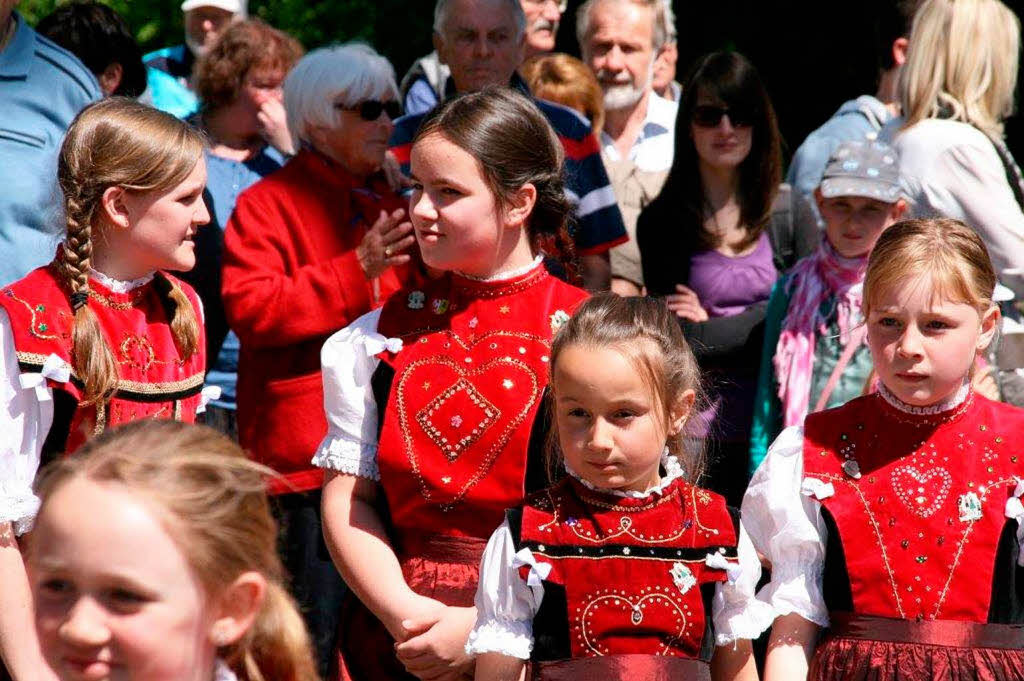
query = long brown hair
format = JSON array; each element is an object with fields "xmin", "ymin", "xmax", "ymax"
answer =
[
  {"xmin": 55, "ymin": 98, "xmax": 204, "ymax": 404},
  {"xmin": 413, "ymin": 86, "xmax": 580, "ymax": 282},
  {"xmin": 545, "ymin": 294, "xmax": 707, "ymax": 484},
  {"xmin": 32, "ymin": 421, "xmax": 320, "ymax": 681}
]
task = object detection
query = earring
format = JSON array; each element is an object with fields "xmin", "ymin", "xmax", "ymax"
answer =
[{"xmin": 211, "ymin": 628, "xmax": 230, "ymax": 647}]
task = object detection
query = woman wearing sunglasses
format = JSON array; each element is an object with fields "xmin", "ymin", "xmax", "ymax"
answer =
[
  {"xmin": 220, "ymin": 42, "xmax": 423, "ymax": 678},
  {"xmin": 637, "ymin": 50, "xmax": 815, "ymax": 506}
]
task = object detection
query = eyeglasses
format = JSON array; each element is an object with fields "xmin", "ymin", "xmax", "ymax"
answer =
[
  {"xmin": 336, "ymin": 100, "xmax": 402, "ymax": 122},
  {"xmin": 691, "ymin": 105, "xmax": 754, "ymax": 129},
  {"xmin": 523, "ymin": 0, "xmax": 569, "ymax": 11}
]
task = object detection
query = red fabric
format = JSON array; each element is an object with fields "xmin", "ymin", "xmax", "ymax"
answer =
[
  {"xmin": 222, "ymin": 149, "xmax": 416, "ymax": 493},
  {"xmin": 0, "ymin": 265, "xmax": 205, "ymax": 453},
  {"xmin": 374, "ymin": 263, "xmax": 588, "ymax": 538},
  {"xmin": 517, "ymin": 476, "xmax": 736, "ymax": 660},
  {"xmin": 802, "ymin": 393, "xmax": 1024, "ymax": 622},
  {"xmin": 810, "ymin": 634, "xmax": 1024, "ymax": 681},
  {"xmin": 335, "ymin": 533, "xmax": 486, "ymax": 681},
  {"xmin": 531, "ymin": 654, "xmax": 711, "ymax": 681}
]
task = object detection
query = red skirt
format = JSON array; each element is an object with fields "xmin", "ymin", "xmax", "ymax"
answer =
[
  {"xmin": 531, "ymin": 654, "xmax": 710, "ymax": 681},
  {"xmin": 334, "ymin": 532, "xmax": 487, "ymax": 681},
  {"xmin": 810, "ymin": 613, "xmax": 1024, "ymax": 681}
]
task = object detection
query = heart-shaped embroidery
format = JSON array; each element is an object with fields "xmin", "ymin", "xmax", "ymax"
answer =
[
  {"xmin": 578, "ymin": 590, "xmax": 687, "ymax": 656},
  {"xmin": 891, "ymin": 465, "xmax": 952, "ymax": 518},
  {"xmin": 396, "ymin": 348, "xmax": 541, "ymax": 510}
]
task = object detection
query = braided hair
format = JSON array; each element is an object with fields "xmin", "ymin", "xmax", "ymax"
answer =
[
  {"xmin": 55, "ymin": 98, "xmax": 204, "ymax": 404},
  {"xmin": 413, "ymin": 86, "xmax": 580, "ymax": 283}
]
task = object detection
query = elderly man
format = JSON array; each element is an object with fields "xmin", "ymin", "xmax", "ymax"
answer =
[
  {"xmin": 579, "ymin": 0, "xmax": 675, "ymax": 295},
  {"xmin": 400, "ymin": 0, "xmax": 567, "ymax": 115},
  {"xmin": 392, "ymin": 0, "xmax": 627, "ymax": 291},
  {"xmin": 651, "ymin": 0, "xmax": 680, "ymax": 101},
  {"xmin": 144, "ymin": 0, "xmax": 244, "ymax": 118},
  {"xmin": 0, "ymin": 1, "xmax": 99, "ymax": 288}
]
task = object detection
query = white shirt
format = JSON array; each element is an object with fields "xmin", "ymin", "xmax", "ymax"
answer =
[
  {"xmin": 601, "ymin": 91, "xmax": 678, "ymax": 172},
  {"xmin": 882, "ymin": 117, "xmax": 1024, "ymax": 296}
]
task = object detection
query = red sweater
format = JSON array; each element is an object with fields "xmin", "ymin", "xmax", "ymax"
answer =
[{"xmin": 222, "ymin": 149, "xmax": 413, "ymax": 494}]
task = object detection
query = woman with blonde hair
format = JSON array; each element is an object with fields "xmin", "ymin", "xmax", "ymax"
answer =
[
  {"xmin": 27, "ymin": 420, "xmax": 319, "ymax": 681},
  {"xmin": 0, "ymin": 97, "xmax": 210, "ymax": 679},
  {"xmin": 520, "ymin": 53, "xmax": 605, "ymax": 136},
  {"xmin": 885, "ymin": 0, "xmax": 1024, "ymax": 296}
]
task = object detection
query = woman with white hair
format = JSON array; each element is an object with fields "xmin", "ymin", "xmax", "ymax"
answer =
[
  {"xmin": 220, "ymin": 41, "xmax": 420, "ymax": 677},
  {"xmin": 884, "ymin": 0, "xmax": 1024, "ymax": 296}
]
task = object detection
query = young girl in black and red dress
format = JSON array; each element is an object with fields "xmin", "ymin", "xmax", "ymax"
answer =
[
  {"xmin": 0, "ymin": 98, "xmax": 209, "ymax": 679},
  {"xmin": 468, "ymin": 295, "xmax": 771, "ymax": 681},
  {"xmin": 315, "ymin": 87, "xmax": 589, "ymax": 681},
  {"xmin": 744, "ymin": 218, "xmax": 1024, "ymax": 681}
]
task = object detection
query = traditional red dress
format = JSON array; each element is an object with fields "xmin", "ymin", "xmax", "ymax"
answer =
[
  {"xmin": 744, "ymin": 385, "xmax": 1024, "ymax": 681},
  {"xmin": 0, "ymin": 265, "xmax": 206, "ymax": 534},
  {"xmin": 313, "ymin": 258, "xmax": 587, "ymax": 681},
  {"xmin": 465, "ymin": 458, "xmax": 771, "ymax": 681}
]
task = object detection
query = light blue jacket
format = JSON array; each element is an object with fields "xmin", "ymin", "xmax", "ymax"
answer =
[{"xmin": 0, "ymin": 13, "xmax": 100, "ymax": 285}]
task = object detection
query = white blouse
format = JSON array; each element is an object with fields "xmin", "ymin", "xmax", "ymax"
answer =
[
  {"xmin": 465, "ymin": 462, "xmax": 775, "ymax": 659},
  {"xmin": 0, "ymin": 270, "xmax": 213, "ymax": 535},
  {"xmin": 741, "ymin": 384, "xmax": 1024, "ymax": 629}
]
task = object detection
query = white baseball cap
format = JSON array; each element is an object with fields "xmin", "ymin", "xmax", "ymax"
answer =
[{"xmin": 180, "ymin": 0, "xmax": 247, "ymax": 15}]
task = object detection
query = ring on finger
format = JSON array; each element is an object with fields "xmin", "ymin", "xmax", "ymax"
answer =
[{"xmin": 384, "ymin": 246, "xmax": 392, "ymax": 257}]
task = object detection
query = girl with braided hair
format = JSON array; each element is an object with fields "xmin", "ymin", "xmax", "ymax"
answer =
[
  {"xmin": 316, "ymin": 86, "xmax": 587, "ymax": 681},
  {"xmin": 0, "ymin": 97, "xmax": 208, "ymax": 679}
]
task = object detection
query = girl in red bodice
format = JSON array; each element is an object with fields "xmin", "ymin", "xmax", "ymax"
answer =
[
  {"xmin": 469, "ymin": 295, "xmax": 770, "ymax": 681},
  {"xmin": 0, "ymin": 99, "xmax": 210, "ymax": 680},
  {"xmin": 316, "ymin": 88, "xmax": 588, "ymax": 681},
  {"xmin": 745, "ymin": 218, "xmax": 1024, "ymax": 681}
]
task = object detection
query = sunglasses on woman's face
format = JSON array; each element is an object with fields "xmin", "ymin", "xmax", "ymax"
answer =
[
  {"xmin": 336, "ymin": 100, "xmax": 402, "ymax": 122},
  {"xmin": 691, "ymin": 105, "xmax": 754, "ymax": 128}
]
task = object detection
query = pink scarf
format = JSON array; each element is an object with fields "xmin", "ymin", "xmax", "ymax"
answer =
[{"xmin": 774, "ymin": 238, "xmax": 868, "ymax": 428}]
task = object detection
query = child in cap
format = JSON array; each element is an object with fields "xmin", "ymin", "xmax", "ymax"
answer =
[{"xmin": 749, "ymin": 139, "xmax": 907, "ymax": 471}]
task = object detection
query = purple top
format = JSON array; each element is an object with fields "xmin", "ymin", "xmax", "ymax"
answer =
[
  {"xmin": 687, "ymin": 232, "xmax": 778, "ymax": 317},
  {"xmin": 687, "ymin": 232, "xmax": 778, "ymax": 442}
]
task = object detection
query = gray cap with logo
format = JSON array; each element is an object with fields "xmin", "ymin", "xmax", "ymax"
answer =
[{"xmin": 820, "ymin": 138, "xmax": 902, "ymax": 203}]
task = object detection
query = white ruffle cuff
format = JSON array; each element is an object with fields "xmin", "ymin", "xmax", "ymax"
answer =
[
  {"xmin": 464, "ymin": 618, "xmax": 534, "ymax": 659},
  {"xmin": 311, "ymin": 438, "xmax": 379, "ymax": 480}
]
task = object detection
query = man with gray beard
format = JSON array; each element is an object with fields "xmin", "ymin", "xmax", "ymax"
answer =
[{"xmin": 579, "ymin": 0, "xmax": 676, "ymax": 294}]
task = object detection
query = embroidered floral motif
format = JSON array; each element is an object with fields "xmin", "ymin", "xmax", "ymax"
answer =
[
  {"xmin": 549, "ymin": 309, "xmax": 570, "ymax": 332},
  {"xmin": 408, "ymin": 291, "xmax": 426, "ymax": 309},
  {"xmin": 416, "ymin": 378, "xmax": 498, "ymax": 462},
  {"xmin": 432, "ymin": 299, "xmax": 450, "ymax": 315},
  {"xmin": 670, "ymin": 562, "xmax": 696, "ymax": 595},
  {"xmin": 891, "ymin": 465, "xmax": 952, "ymax": 518}
]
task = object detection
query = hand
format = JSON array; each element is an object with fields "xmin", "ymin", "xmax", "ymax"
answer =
[
  {"xmin": 356, "ymin": 209, "xmax": 415, "ymax": 279},
  {"xmin": 971, "ymin": 363, "xmax": 1000, "ymax": 401},
  {"xmin": 665, "ymin": 284, "xmax": 709, "ymax": 322},
  {"xmin": 394, "ymin": 606, "xmax": 477, "ymax": 681},
  {"xmin": 382, "ymin": 149, "xmax": 413, "ymax": 193},
  {"xmin": 256, "ymin": 98, "xmax": 295, "ymax": 156}
]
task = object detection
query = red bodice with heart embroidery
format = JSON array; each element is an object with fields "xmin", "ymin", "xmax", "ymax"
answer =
[
  {"xmin": 0, "ymin": 265, "xmax": 206, "ymax": 455},
  {"xmin": 374, "ymin": 262, "xmax": 587, "ymax": 538},
  {"xmin": 515, "ymin": 476, "xmax": 736, "ymax": 660},
  {"xmin": 802, "ymin": 392, "xmax": 1024, "ymax": 621}
]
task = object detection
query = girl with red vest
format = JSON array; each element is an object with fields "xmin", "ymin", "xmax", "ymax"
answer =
[
  {"xmin": 468, "ymin": 295, "xmax": 769, "ymax": 681},
  {"xmin": 315, "ymin": 87, "xmax": 588, "ymax": 681},
  {"xmin": 745, "ymin": 218, "xmax": 1024, "ymax": 681},
  {"xmin": 0, "ymin": 97, "xmax": 208, "ymax": 679}
]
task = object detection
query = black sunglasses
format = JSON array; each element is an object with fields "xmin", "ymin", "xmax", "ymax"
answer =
[
  {"xmin": 336, "ymin": 100, "xmax": 402, "ymax": 121},
  {"xmin": 691, "ymin": 105, "xmax": 754, "ymax": 128}
]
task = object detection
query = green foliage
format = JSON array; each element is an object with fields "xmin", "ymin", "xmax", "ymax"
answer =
[{"xmin": 17, "ymin": 0, "xmax": 433, "ymax": 76}]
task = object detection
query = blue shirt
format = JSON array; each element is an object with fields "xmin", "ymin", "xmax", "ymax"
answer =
[
  {"xmin": 0, "ymin": 13, "xmax": 100, "ymax": 286},
  {"xmin": 143, "ymin": 44, "xmax": 198, "ymax": 119},
  {"xmin": 186, "ymin": 146, "xmax": 285, "ymax": 410},
  {"xmin": 786, "ymin": 95, "xmax": 894, "ymax": 227}
]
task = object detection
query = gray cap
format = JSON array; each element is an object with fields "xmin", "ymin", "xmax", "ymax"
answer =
[{"xmin": 820, "ymin": 139, "xmax": 902, "ymax": 203}]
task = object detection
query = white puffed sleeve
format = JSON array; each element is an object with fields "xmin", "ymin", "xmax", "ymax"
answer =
[
  {"xmin": 741, "ymin": 425, "xmax": 829, "ymax": 627},
  {"xmin": 312, "ymin": 308, "xmax": 388, "ymax": 481},
  {"xmin": 711, "ymin": 521, "xmax": 776, "ymax": 645},
  {"xmin": 0, "ymin": 309, "xmax": 55, "ymax": 535},
  {"xmin": 465, "ymin": 519, "xmax": 546, "ymax": 659}
]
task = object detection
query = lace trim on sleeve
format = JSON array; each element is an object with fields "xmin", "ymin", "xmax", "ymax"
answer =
[
  {"xmin": 0, "ymin": 490, "xmax": 41, "ymax": 536},
  {"xmin": 464, "ymin": 619, "xmax": 533, "ymax": 659},
  {"xmin": 311, "ymin": 438, "xmax": 380, "ymax": 481}
]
